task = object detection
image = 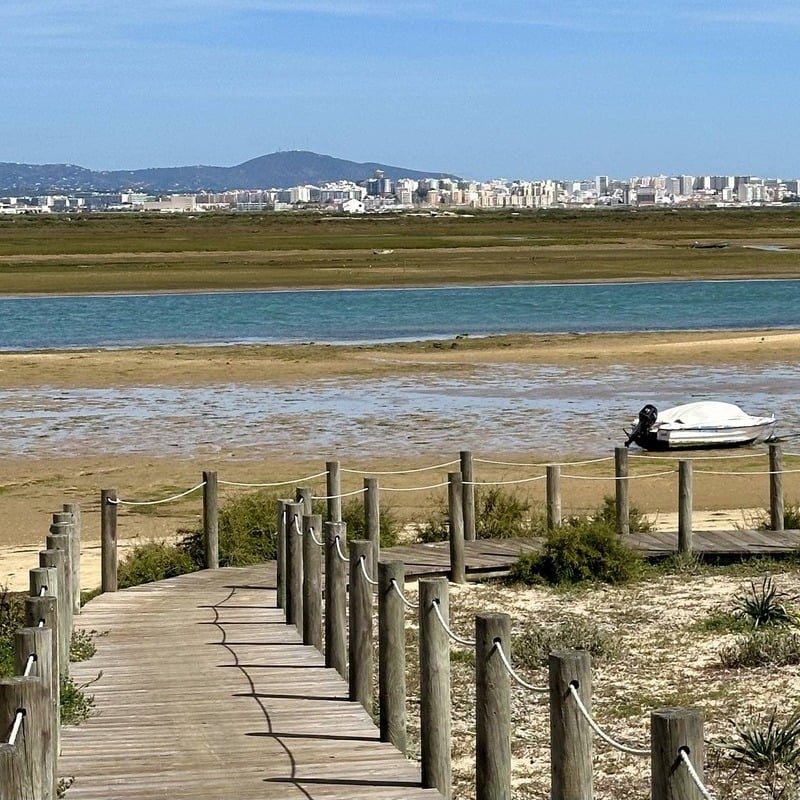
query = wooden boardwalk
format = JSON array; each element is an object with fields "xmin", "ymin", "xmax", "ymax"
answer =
[
  {"xmin": 389, "ymin": 528, "xmax": 800, "ymax": 579},
  {"xmin": 58, "ymin": 528, "xmax": 800, "ymax": 798},
  {"xmin": 59, "ymin": 564, "xmax": 442, "ymax": 800}
]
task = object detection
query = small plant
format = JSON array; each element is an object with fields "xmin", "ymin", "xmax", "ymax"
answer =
[
  {"xmin": 117, "ymin": 541, "xmax": 196, "ymax": 589},
  {"xmin": 728, "ymin": 708, "xmax": 800, "ymax": 769},
  {"xmin": 60, "ymin": 673, "xmax": 96, "ymax": 725},
  {"xmin": 593, "ymin": 495, "xmax": 653, "ymax": 533},
  {"xmin": 70, "ymin": 628, "xmax": 98, "ymax": 662},
  {"xmin": 732, "ymin": 577, "xmax": 797, "ymax": 628},
  {"xmin": 694, "ymin": 610, "xmax": 752, "ymax": 635},
  {"xmin": 510, "ymin": 517, "xmax": 642, "ymax": 586},
  {"xmin": 719, "ymin": 628, "xmax": 800, "ymax": 668},
  {"xmin": 0, "ymin": 589, "xmax": 25, "ymax": 677},
  {"xmin": 340, "ymin": 497, "xmax": 401, "ymax": 548},
  {"xmin": 513, "ymin": 614, "xmax": 618, "ymax": 669}
]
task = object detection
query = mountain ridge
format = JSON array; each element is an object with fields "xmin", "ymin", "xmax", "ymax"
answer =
[{"xmin": 0, "ymin": 151, "xmax": 460, "ymax": 194}]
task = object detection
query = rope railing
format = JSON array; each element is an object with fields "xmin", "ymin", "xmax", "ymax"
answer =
[
  {"xmin": 694, "ymin": 466, "xmax": 800, "ymax": 476},
  {"xmin": 7, "ymin": 709, "xmax": 25, "ymax": 746},
  {"xmin": 291, "ymin": 515, "xmax": 304, "ymax": 536},
  {"xmin": 311, "ymin": 487, "xmax": 367, "ymax": 501},
  {"xmin": 679, "ymin": 747, "xmax": 716, "ymax": 800},
  {"xmin": 308, "ymin": 525, "xmax": 323, "ymax": 546},
  {"xmin": 389, "ymin": 578, "xmax": 419, "ymax": 609},
  {"xmin": 431, "ymin": 599, "xmax": 476, "ymax": 647},
  {"xmin": 629, "ymin": 450, "xmax": 767, "ymax": 461},
  {"xmin": 560, "ymin": 468, "xmax": 676, "ymax": 481},
  {"xmin": 492, "ymin": 640, "xmax": 548, "ymax": 693},
  {"xmin": 475, "ymin": 455, "xmax": 615, "ymax": 467},
  {"xmin": 342, "ymin": 459, "xmax": 460, "ymax": 475},
  {"xmin": 110, "ymin": 482, "xmax": 206, "ymax": 506},
  {"xmin": 219, "ymin": 470, "xmax": 329, "ymax": 487},
  {"xmin": 567, "ymin": 682, "xmax": 651, "ymax": 756},
  {"xmin": 358, "ymin": 555, "xmax": 379, "ymax": 586},
  {"xmin": 334, "ymin": 535, "xmax": 348, "ymax": 562},
  {"xmin": 22, "ymin": 654, "xmax": 37, "ymax": 678},
  {"xmin": 464, "ymin": 475, "xmax": 546, "ymax": 487},
  {"xmin": 382, "ymin": 480, "xmax": 451, "ymax": 492}
]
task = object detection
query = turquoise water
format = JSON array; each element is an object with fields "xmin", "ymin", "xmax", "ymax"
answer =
[{"xmin": 0, "ymin": 279, "xmax": 797, "ymax": 350}]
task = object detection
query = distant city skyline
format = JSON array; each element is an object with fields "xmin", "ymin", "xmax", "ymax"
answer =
[{"xmin": 3, "ymin": 2, "xmax": 799, "ymax": 180}]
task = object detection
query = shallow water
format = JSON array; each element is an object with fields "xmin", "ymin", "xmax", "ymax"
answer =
[{"xmin": 3, "ymin": 361, "xmax": 797, "ymax": 460}]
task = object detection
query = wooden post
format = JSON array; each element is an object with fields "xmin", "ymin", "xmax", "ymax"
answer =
[
  {"xmin": 348, "ymin": 540, "xmax": 374, "ymax": 713},
  {"xmin": 547, "ymin": 464, "xmax": 562, "ymax": 530},
  {"xmin": 419, "ymin": 577, "xmax": 451, "ymax": 798},
  {"xmin": 678, "ymin": 460, "xmax": 693, "ymax": 554},
  {"xmin": 324, "ymin": 521, "xmax": 348, "ymax": 680},
  {"xmin": 24, "ymin": 596, "xmax": 59, "ymax": 687},
  {"xmin": 284, "ymin": 501, "xmax": 304, "ymax": 635},
  {"xmin": 614, "ymin": 446, "xmax": 630, "ymax": 536},
  {"xmin": 62, "ymin": 503, "xmax": 82, "ymax": 614},
  {"xmin": 52, "ymin": 512, "xmax": 78, "ymax": 616},
  {"xmin": 45, "ymin": 531, "xmax": 72, "ymax": 664},
  {"xmin": 29, "ymin": 567, "xmax": 58, "ymax": 607},
  {"xmin": 365, "ymin": 477, "xmax": 381, "ymax": 580},
  {"xmin": 770, "ymin": 443, "xmax": 784, "ymax": 531},
  {"xmin": 549, "ymin": 649, "xmax": 593, "ymax": 800},
  {"xmin": 326, "ymin": 460, "xmax": 342, "ymax": 522},
  {"xmin": 651, "ymin": 707, "xmax": 704, "ymax": 800},
  {"xmin": 378, "ymin": 561, "xmax": 407, "ymax": 751},
  {"xmin": 476, "ymin": 612, "xmax": 511, "ymax": 800},
  {"xmin": 202, "ymin": 470, "xmax": 219, "ymax": 569},
  {"xmin": 460, "ymin": 450, "xmax": 476, "ymax": 541},
  {"xmin": 0, "ymin": 676, "xmax": 50, "ymax": 799},
  {"xmin": 448, "ymin": 472, "xmax": 465, "ymax": 584},
  {"xmin": 38, "ymin": 549, "xmax": 68, "ymax": 676},
  {"xmin": 302, "ymin": 514, "xmax": 323, "ymax": 651},
  {"xmin": 276, "ymin": 499, "xmax": 291, "ymax": 609},
  {"xmin": 15, "ymin": 626, "xmax": 56, "ymax": 799},
  {"xmin": 296, "ymin": 486, "xmax": 313, "ymax": 516},
  {"xmin": 100, "ymin": 488, "xmax": 118, "ymax": 593}
]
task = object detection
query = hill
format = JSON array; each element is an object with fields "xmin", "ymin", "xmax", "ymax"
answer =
[{"xmin": 0, "ymin": 151, "xmax": 460, "ymax": 194}]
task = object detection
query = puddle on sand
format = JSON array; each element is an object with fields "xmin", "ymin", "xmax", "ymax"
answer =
[{"xmin": 0, "ymin": 362, "xmax": 798, "ymax": 460}]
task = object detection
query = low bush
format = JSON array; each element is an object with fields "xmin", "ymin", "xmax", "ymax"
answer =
[
  {"xmin": 513, "ymin": 614, "xmax": 618, "ymax": 669},
  {"xmin": 593, "ymin": 495, "xmax": 652, "ymax": 533},
  {"xmin": 720, "ymin": 628, "xmax": 800, "ymax": 668},
  {"xmin": 0, "ymin": 589, "xmax": 25, "ymax": 677},
  {"xmin": 117, "ymin": 541, "xmax": 195, "ymax": 589},
  {"xmin": 340, "ymin": 498, "xmax": 401, "ymax": 548},
  {"xmin": 510, "ymin": 516, "xmax": 643, "ymax": 586},
  {"xmin": 60, "ymin": 674, "xmax": 95, "ymax": 725},
  {"xmin": 181, "ymin": 489, "xmax": 279, "ymax": 567},
  {"xmin": 732, "ymin": 577, "xmax": 798, "ymax": 628}
]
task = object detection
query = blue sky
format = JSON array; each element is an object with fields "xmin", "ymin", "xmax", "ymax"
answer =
[{"xmin": 2, "ymin": 1, "xmax": 798, "ymax": 180}]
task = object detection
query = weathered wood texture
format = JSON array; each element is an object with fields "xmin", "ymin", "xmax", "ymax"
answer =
[{"xmin": 59, "ymin": 564, "xmax": 442, "ymax": 800}]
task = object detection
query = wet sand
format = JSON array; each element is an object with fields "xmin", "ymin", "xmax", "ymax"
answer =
[{"xmin": 2, "ymin": 328, "xmax": 799, "ymax": 590}]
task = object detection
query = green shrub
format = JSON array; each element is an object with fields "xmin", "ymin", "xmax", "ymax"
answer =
[
  {"xmin": 728, "ymin": 708, "xmax": 800, "ymax": 769},
  {"xmin": 70, "ymin": 629, "xmax": 98, "ymax": 663},
  {"xmin": 720, "ymin": 628, "xmax": 800, "ymax": 668},
  {"xmin": 180, "ymin": 489, "xmax": 279, "ymax": 567},
  {"xmin": 593, "ymin": 495, "xmax": 652, "ymax": 533},
  {"xmin": 732, "ymin": 577, "xmax": 797, "ymax": 628},
  {"xmin": 340, "ymin": 498, "xmax": 401, "ymax": 548},
  {"xmin": 509, "ymin": 517, "xmax": 642, "ymax": 586},
  {"xmin": 0, "ymin": 590, "xmax": 25, "ymax": 677},
  {"xmin": 60, "ymin": 674, "xmax": 95, "ymax": 725},
  {"xmin": 414, "ymin": 487, "xmax": 542, "ymax": 543},
  {"xmin": 694, "ymin": 610, "xmax": 752, "ymax": 635},
  {"xmin": 513, "ymin": 614, "xmax": 618, "ymax": 669},
  {"xmin": 117, "ymin": 541, "xmax": 195, "ymax": 589}
]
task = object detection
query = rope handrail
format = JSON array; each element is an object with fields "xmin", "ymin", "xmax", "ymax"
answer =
[
  {"xmin": 219, "ymin": 470, "xmax": 329, "ymax": 488},
  {"xmin": 22, "ymin": 654, "xmax": 36, "ymax": 678},
  {"xmin": 358, "ymin": 555, "xmax": 379, "ymax": 586},
  {"xmin": 568, "ymin": 683, "xmax": 650, "ymax": 756},
  {"xmin": 382, "ymin": 480, "xmax": 451, "ymax": 492},
  {"xmin": 629, "ymin": 451, "xmax": 766, "ymax": 461},
  {"xmin": 291, "ymin": 515, "xmax": 304, "ymax": 536},
  {"xmin": 475, "ymin": 455, "xmax": 615, "ymax": 468},
  {"xmin": 38, "ymin": 585, "xmax": 47, "ymax": 597},
  {"xmin": 679, "ymin": 747, "xmax": 716, "ymax": 800},
  {"xmin": 308, "ymin": 525, "xmax": 323, "ymax": 546},
  {"xmin": 334, "ymin": 535, "xmax": 348, "ymax": 562},
  {"xmin": 493, "ymin": 641, "xmax": 548, "ymax": 693},
  {"xmin": 312, "ymin": 487, "xmax": 367, "ymax": 501},
  {"xmin": 389, "ymin": 578, "xmax": 419, "ymax": 609},
  {"xmin": 464, "ymin": 475, "xmax": 546, "ymax": 487},
  {"xmin": 7, "ymin": 709, "xmax": 24, "ymax": 746},
  {"xmin": 111, "ymin": 482, "xmax": 206, "ymax": 506},
  {"xmin": 694, "ymin": 466, "xmax": 800, "ymax": 476},
  {"xmin": 342, "ymin": 459, "xmax": 460, "ymax": 475},
  {"xmin": 560, "ymin": 468, "xmax": 676, "ymax": 482},
  {"xmin": 431, "ymin": 599, "xmax": 476, "ymax": 647}
]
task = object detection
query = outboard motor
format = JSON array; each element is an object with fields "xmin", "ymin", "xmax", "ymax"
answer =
[{"xmin": 624, "ymin": 404, "xmax": 658, "ymax": 448}]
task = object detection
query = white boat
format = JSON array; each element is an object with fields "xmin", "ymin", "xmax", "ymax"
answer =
[{"xmin": 624, "ymin": 401, "xmax": 776, "ymax": 451}]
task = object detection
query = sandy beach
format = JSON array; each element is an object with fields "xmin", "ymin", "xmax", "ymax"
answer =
[{"xmin": 2, "ymin": 327, "xmax": 799, "ymax": 591}]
